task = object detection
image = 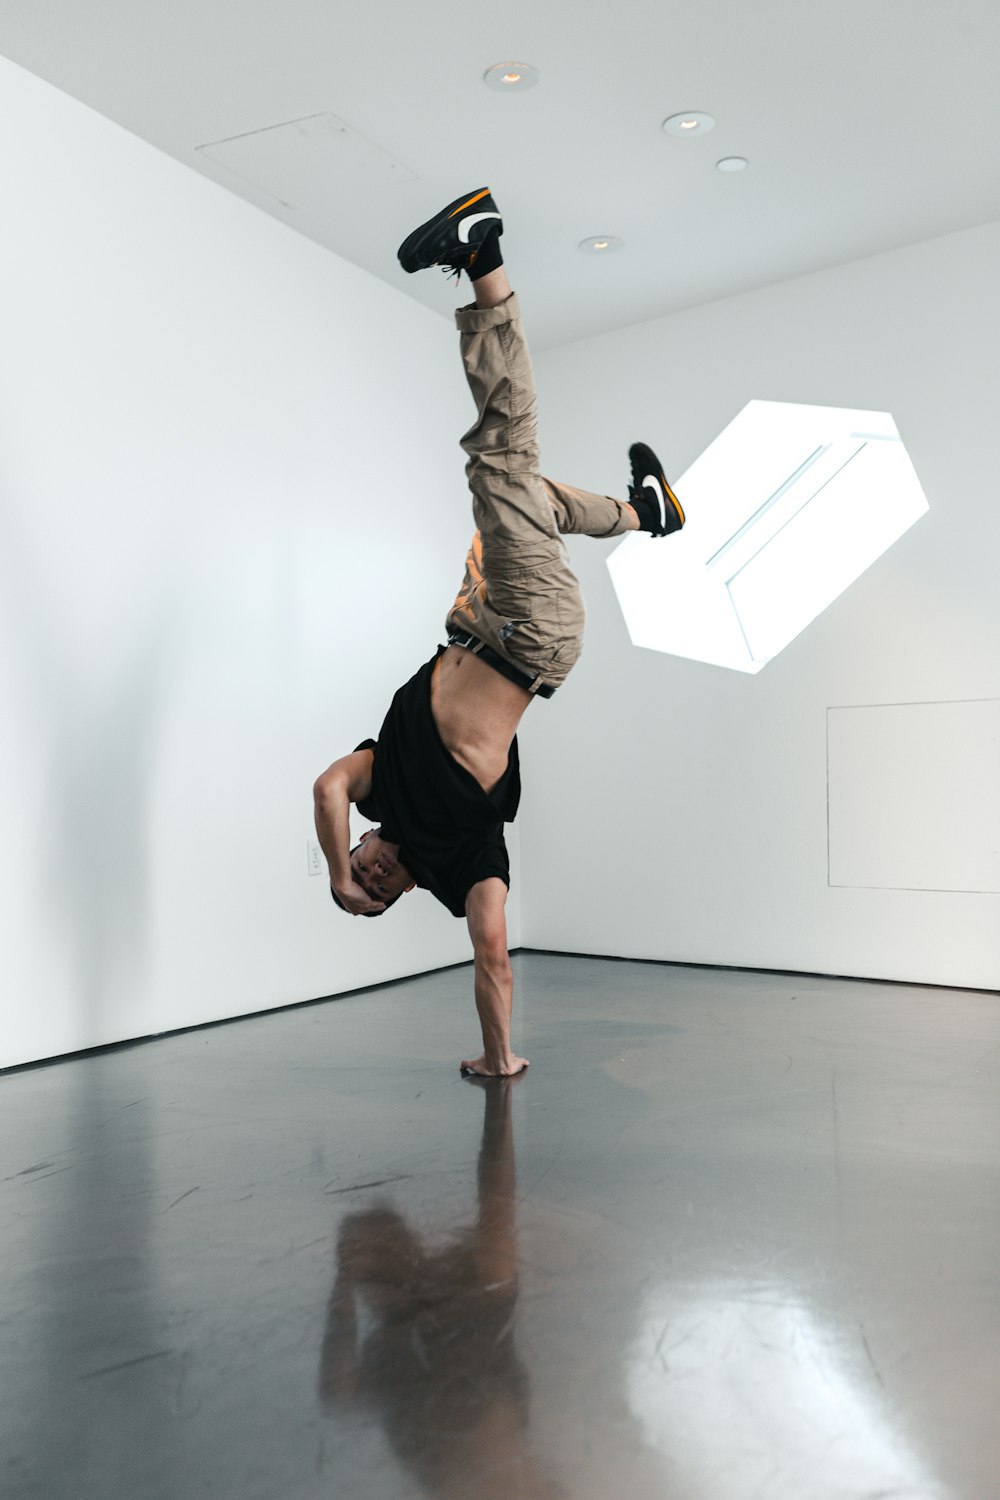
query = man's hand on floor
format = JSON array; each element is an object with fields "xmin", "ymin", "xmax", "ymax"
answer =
[{"xmin": 460, "ymin": 1053, "xmax": 530, "ymax": 1078}]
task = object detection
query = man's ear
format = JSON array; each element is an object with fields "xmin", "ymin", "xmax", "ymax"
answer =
[
  {"xmin": 358, "ymin": 829, "xmax": 371, "ymax": 845},
  {"xmin": 404, "ymin": 880, "xmax": 416, "ymax": 894}
]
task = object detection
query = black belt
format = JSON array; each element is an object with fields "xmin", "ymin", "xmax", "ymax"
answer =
[{"xmin": 446, "ymin": 630, "xmax": 557, "ymax": 699}]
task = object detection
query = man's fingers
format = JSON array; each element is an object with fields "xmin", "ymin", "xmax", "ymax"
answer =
[
  {"xmin": 348, "ymin": 897, "xmax": 385, "ymax": 915},
  {"xmin": 337, "ymin": 880, "xmax": 386, "ymax": 916},
  {"xmin": 459, "ymin": 1057, "xmax": 530, "ymax": 1077}
]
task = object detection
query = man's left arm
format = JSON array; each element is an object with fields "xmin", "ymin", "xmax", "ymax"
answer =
[{"xmin": 462, "ymin": 878, "xmax": 529, "ymax": 1077}]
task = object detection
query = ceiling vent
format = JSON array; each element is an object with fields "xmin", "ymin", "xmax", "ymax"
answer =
[{"xmin": 196, "ymin": 112, "xmax": 415, "ymax": 210}]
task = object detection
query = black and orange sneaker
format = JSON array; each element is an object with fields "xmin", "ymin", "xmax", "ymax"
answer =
[
  {"xmin": 397, "ymin": 187, "xmax": 503, "ymax": 278},
  {"xmin": 628, "ymin": 441, "xmax": 685, "ymax": 537}
]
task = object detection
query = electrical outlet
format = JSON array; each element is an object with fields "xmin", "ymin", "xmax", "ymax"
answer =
[{"xmin": 307, "ymin": 840, "xmax": 324, "ymax": 877}]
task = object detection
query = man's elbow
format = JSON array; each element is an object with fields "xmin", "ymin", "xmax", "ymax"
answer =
[
  {"xmin": 313, "ymin": 770, "xmax": 343, "ymax": 809},
  {"xmin": 475, "ymin": 939, "xmax": 512, "ymax": 977}
]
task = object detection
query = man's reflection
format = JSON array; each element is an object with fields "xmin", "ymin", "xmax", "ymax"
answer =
[{"xmin": 320, "ymin": 1076, "xmax": 564, "ymax": 1500}]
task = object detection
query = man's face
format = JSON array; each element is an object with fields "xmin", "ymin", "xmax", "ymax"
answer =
[{"xmin": 351, "ymin": 831, "xmax": 414, "ymax": 903}]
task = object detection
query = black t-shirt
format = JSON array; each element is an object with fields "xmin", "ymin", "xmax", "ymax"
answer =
[{"xmin": 356, "ymin": 647, "xmax": 520, "ymax": 918}]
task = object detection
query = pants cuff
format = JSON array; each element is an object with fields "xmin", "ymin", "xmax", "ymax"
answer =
[{"xmin": 455, "ymin": 291, "xmax": 520, "ymax": 333}]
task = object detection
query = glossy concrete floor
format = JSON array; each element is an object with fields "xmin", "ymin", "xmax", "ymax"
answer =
[{"xmin": 2, "ymin": 953, "xmax": 999, "ymax": 1500}]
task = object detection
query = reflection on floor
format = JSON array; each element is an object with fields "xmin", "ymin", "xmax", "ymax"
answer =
[{"xmin": 2, "ymin": 953, "xmax": 998, "ymax": 1500}]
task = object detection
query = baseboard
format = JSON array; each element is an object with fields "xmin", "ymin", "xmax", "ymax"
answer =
[
  {"xmin": 516, "ymin": 946, "xmax": 999, "ymax": 996},
  {"xmin": 0, "ymin": 955, "xmax": 477, "ymax": 1077},
  {"xmin": 5, "ymin": 946, "xmax": 995, "ymax": 1076}
]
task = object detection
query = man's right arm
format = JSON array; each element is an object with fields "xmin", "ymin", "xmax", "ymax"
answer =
[
  {"xmin": 313, "ymin": 751, "xmax": 384, "ymax": 915},
  {"xmin": 461, "ymin": 878, "xmax": 528, "ymax": 1076}
]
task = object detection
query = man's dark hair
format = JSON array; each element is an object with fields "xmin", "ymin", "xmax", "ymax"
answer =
[{"xmin": 330, "ymin": 840, "xmax": 403, "ymax": 918}]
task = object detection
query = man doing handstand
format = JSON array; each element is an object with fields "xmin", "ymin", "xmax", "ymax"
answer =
[{"xmin": 313, "ymin": 188, "xmax": 684, "ymax": 1077}]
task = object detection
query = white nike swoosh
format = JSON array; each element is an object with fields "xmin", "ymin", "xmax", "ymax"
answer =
[
  {"xmin": 644, "ymin": 473, "xmax": 667, "ymax": 531},
  {"xmin": 458, "ymin": 211, "xmax": 502, "ymax": 244}
]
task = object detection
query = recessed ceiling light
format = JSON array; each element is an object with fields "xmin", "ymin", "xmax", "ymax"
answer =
[
  {"xmin": 579, "ymin": 236, "xmax": 624, "ymax": 254},
  {"xmin": 662, "ymin": 111, "xmax": 716, "ymax": 137},
  {"xmin": 483, "ymin": 61, "xmax": 539, "ymax": 91},
  {"xmin": 716, "ymin": 156, "xmax": 748, "ymax": 173}
]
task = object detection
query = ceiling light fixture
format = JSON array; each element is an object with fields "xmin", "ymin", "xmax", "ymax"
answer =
[
  {"xmin": 716, "ymin": 156, "xmax": 748, "ymax": 173},
  {"xmin": 483, "ymin": 61, "xmax": 539, "ymax": 91},
  {"xmin": 579, "ymin": 236, "xmax": 624, "ymax": 254},
  {"xmin": 662, "ymin": 111, "xmax": 716, "ymax": 137}
]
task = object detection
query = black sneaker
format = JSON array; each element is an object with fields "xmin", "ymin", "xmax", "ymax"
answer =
[
  {"xmin": 628, "ymin": 441, "xmax": 685, "ymax": 537},
  {"xmin": 397, "ymin": 187, "xmax": 503, "ymax": 277}
]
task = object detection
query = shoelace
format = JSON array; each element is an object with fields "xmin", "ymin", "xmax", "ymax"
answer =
[
  {"xmin": 437, "ymin": 246, "xmax": 478, "ymax": 284},
  {"xmin": 628, "ymin": 482, "xmax": 668, "ymax": 538}
]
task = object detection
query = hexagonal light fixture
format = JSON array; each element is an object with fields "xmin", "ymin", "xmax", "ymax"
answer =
[{"xmin": 607, "ymin": 401, "xmax": 930, "ymax": 673}]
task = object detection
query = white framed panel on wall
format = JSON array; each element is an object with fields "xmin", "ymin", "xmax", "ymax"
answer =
[{"xmin": 827, "ymin": 699, "xmax": 1000, "ymax": 894}]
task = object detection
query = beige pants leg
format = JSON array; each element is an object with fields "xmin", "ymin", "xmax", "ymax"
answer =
[{"xmin": 445, "ymin": 294, "xmax": 631, "ymax": 692}]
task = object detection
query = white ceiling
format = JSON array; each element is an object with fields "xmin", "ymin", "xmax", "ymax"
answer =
[{"xmin": 2, "ymin": 0, "xmax": 999, "ymax": 348}]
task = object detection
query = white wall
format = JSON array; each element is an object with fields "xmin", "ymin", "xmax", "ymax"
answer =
[
  {"xmin": 523, "ymin": 221, "xmax": 1000, "ymax": 989},
  {"xmin": 0, "ymin": 57, "xmax": 518, "ymax": 1068}
]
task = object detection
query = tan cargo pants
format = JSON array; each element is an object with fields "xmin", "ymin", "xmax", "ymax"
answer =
[{"xmin": 445, "ymin": 293, "xmax": 632, "ymax": 694}]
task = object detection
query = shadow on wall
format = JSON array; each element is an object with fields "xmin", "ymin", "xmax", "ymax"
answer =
[{"xmin": 0, "ymin": 498, "xmax": 180, "ymax": 1052}]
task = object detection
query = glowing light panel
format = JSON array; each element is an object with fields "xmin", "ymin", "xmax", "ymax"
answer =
[{"xmin": 607, "ymin": 401, "xmax": 929, "ymax": 673}]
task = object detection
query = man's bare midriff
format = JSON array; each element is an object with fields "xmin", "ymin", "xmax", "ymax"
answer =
[{"xmin": 430, "ymin": 645, "xmax": 533, "ymax": 794}]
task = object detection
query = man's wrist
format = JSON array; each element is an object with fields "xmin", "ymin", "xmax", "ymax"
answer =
[{"xmin": 480, "ymin": 1032, "xmax": 513, "ymax": 1066}]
